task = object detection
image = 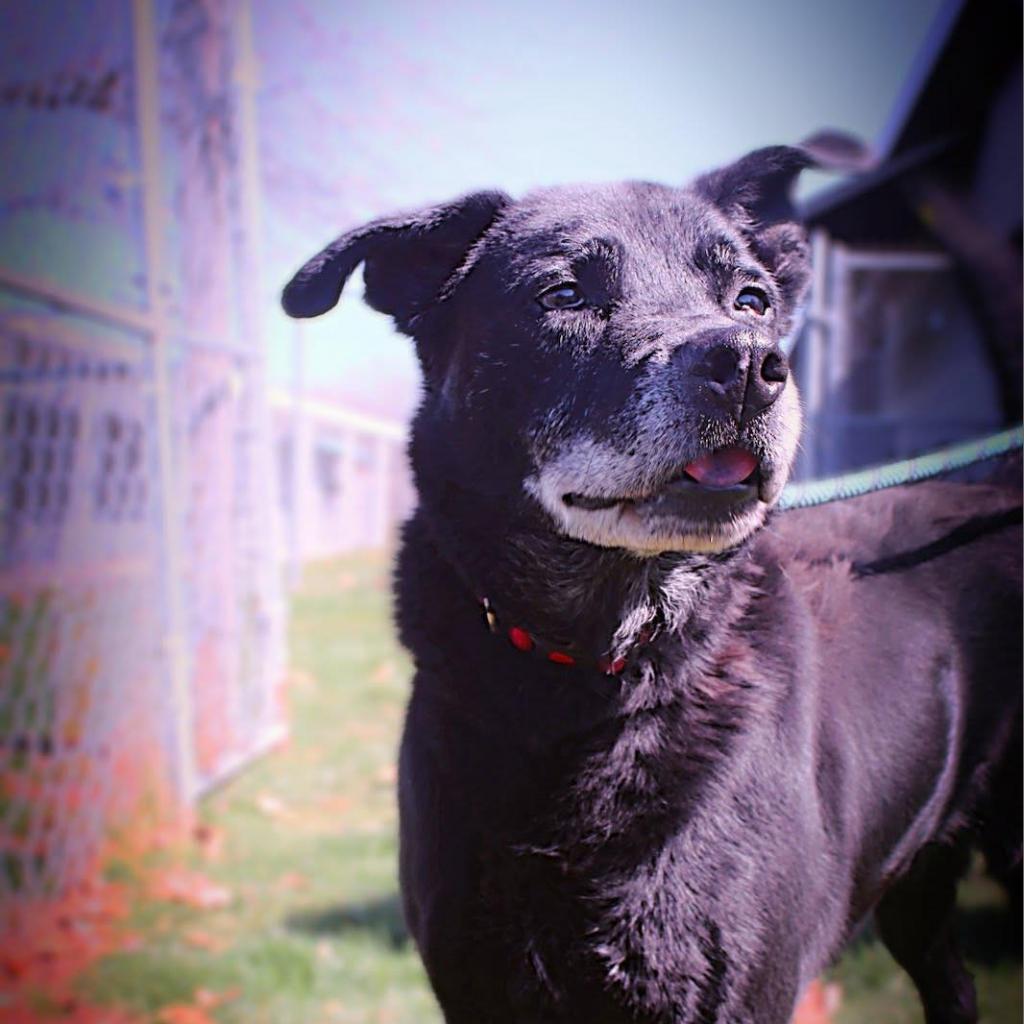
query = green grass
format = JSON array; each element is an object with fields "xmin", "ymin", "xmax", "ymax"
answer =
[
  {"xmin": 77, "ymin": 553, "xmax": 1019, "ymax": 1023},
  {"xmin": 81, "ymin": 554, "xmax": 440, "ymax": 1024},
  {"xmin": 830, "ymin": 867, "xmax": 1021, "ymax": 1023}
]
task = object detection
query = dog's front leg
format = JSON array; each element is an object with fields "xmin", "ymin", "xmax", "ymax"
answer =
[
  {"xmin": 399, "ymin": 686, "xmax": 528, "ymax": 1024},
  {"xmin": 874, "ymin": 840, "xmax": 978, "ymax": 1024}
]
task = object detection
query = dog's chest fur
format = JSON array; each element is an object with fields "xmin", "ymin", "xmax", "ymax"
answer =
[{"xmin": 397, "ymin": 520, "xmax": 822, "ymax": 1021}]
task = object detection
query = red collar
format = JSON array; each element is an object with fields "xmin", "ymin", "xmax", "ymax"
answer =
[{"xmin": 478, "ymin": 596, "xmax": 657, "ymax": 676}]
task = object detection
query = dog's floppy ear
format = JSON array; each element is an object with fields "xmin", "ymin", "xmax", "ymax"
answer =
[
  {"xmin": 281, "ymin": 190, "xmax": 510, "ymax": 332},
  {"xmin": 696, "ymin": 131, "xmax": 871, "ymax": 316},
  {"xmin": 695, "ymin": 130, "xmax": 871, "ymax": 225}
]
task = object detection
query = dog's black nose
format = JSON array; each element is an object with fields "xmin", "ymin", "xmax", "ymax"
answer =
[{"xmin": 691, "ymin": 342, "xmax": 788, "ymax": 423}]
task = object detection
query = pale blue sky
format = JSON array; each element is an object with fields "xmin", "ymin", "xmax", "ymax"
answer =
[{"xmin": 255, "ymin": 0, "xmax": 947, "ymax": 415}]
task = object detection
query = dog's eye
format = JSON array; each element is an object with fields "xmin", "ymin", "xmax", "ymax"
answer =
[
  {"xmin": 538, "ymin": 284, "xmax": 585, "ymax": 310},
  {"xmin": 734, "ymin": 287, "xmax": 769, "ymax": 316}
]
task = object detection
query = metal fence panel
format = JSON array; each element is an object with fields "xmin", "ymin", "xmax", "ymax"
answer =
[{"xmin": 0, "ymin": 0, "xmax": 286, "ymax": 920}]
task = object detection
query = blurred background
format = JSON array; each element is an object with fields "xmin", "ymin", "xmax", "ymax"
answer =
[{"xmin": 0, "ymin": 0, "xmax": 1019, "ymax": 1021}]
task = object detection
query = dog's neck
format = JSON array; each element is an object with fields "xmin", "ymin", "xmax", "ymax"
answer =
[
  {"xmin": 500, "ymin": 524, "xmax": 727, "ymax": 651},
  {"xmin": 422, "ymin": 489, "xmax": 746, "ymax": 660},
  {"xmin": 412, "ymin": 499, "xmax": 773, "ymax": 866}
]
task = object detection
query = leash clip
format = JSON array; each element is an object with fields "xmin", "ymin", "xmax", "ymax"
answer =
[{"xmin": 481, "ymin": 597, "xmax": 498, "ymax": 634}]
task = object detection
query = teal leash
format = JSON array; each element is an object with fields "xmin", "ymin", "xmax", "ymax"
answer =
[{"xmin": 777, "ymin": 425, "xmax": 1024, "ymax": 511}]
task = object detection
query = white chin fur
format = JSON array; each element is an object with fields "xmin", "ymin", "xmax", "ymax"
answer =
[{"xmin": 524, "ymin": 474, "xmax": 768, "ymax": 556}]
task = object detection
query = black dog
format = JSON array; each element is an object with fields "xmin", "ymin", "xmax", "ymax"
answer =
[{"xmin": 282, "ymin": 137, "xmax": 1023, "ymax": 1024}]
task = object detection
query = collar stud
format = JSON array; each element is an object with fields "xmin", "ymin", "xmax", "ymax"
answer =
[{"xmin": 508, "ymin": 626, "xmax": 534, "ymax": 651}]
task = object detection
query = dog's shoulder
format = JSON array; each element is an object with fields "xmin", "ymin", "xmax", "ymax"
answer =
[
  {"xmin": 752, "ymin": 481, "xmax": 1021, "ymax": 640},
  {"xmin": 763, "ymin": 480, "xmax": 1021, "ymax": 574}
]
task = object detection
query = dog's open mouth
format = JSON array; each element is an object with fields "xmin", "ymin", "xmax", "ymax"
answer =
[{"xmin": 563, "ymin": 446, "xmax": 762, "ymax": 514}]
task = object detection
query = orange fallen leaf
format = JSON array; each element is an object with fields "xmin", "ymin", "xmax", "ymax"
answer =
[
  {"xmin": 0, "ymin": 995, "xmax": 143, "ymax": 1024},
  {"xmin": 0, "ymin": 879, "xmax": 138, "ymax": 995},
  {"xmin": 275, "ymin": 871, "xmax": 309, "ymax": 891},
  {"xmin": 182, "ymin": 929, "xmax": 229, "ymax": 952},
  {"xmin": 1, "ymin": 954, "xmax": 30, "ymax": 980},
  {"xmin": 68, "ymin": 1009, "xmax": 141, "ymax": 1024},
  {"xmin": 285, "ymin": 669, "xmax": 317, "ymax": 690},
  {"xmin": 255, "ymin": 792, "xmax": 286, "ymax": 818},
  {"xmin": 316, "ymin": 794, "xmax": 352, "ymax": 817},
  {"xmin": 149, "ymin": 869, "xmax": 232, "ymax": 909},
  {"xmin": 371, "ymin": 661, "xmax": 395, "ymax": 684},
  {"xmin": 791, "ymin": 978, "xmax": 842, "ymax": 1024},
  {"xmin": 157, "ymin": 1005, "xmax": 217, "ymax": 1024},
  {"xmin": 0, "ymin": 1009, "xmax": 36, "ymax": 1024},
  {"xmin": 194, "ymin": 987, "xmax": 241, "ymax": 1009},
  {"xmin": 0, "ymin": 1004, "xmax": 144, "ymax": 1024},
  {"xmin": 192, "ymin": 823, "xmax": 225, "ymax": 861}
]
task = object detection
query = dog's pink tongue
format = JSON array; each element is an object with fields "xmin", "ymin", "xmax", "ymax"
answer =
[{"xmin": 683, "ymin": 447, "xmax": 758, "ymax": 488}]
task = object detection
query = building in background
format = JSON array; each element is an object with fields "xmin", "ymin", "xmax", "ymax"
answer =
[
  {"xmin": 791, "ymin": 0, "xmax": 1021, "ymax": 479},
  {"xmin": 271, "ymin": 381, "xmax": 415, "ymax": 571}
]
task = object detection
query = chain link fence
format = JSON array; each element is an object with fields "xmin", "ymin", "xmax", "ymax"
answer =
[
  {"xmin": 791, "ymin": 234, "xmax": 1006, "ymax": 480},
  {"xmin": 0, "ymin": 0, "xmax": 286, "ymax": 922}
]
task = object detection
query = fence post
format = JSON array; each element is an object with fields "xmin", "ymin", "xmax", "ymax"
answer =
[
  {"xmin": 132, "ymin": 0, "xmax": 197, "ymax": 802},
  {"xmin": 826, "ymin": 241, "xmax": 851, "ymax": 475},
  {"xmin": 374, "ymin": 435, "xmax": 392, "ymax": 548},
  {"xmin": 290, "ymin": 321, "xmax": 309, "ymax": 581},
  {"xmin": 802, "ymin": 228, "xmax": 831, "ymax": 480}
]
